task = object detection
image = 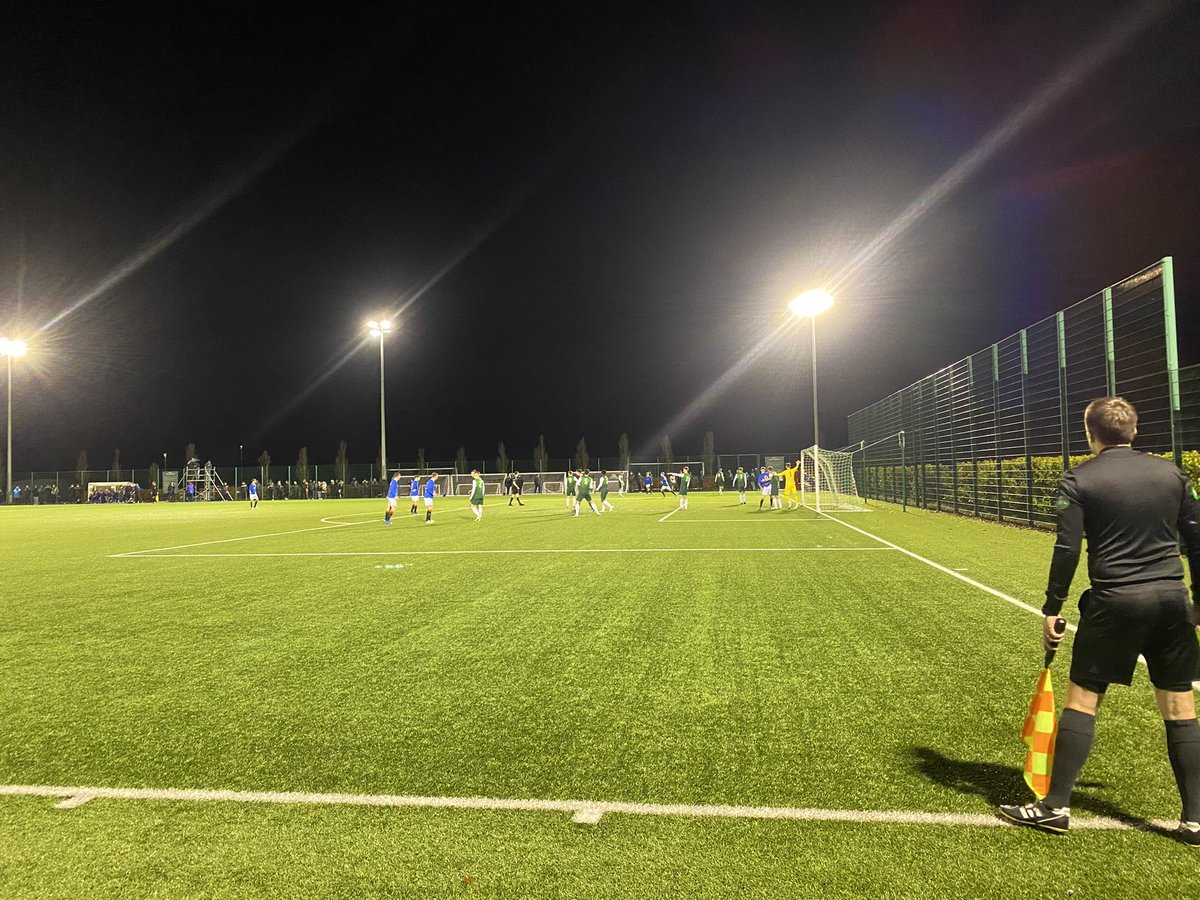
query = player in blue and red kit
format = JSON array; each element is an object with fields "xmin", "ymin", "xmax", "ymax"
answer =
[
  {"xmin": 383, "ymin": 472, "xmax": 402, "ymax": 525},
  {"xmin": 422, "ymin": 472, "xmax": 439, "ymax": 523},
  {"xmin": 409, "ymin": 475, "xmax": 420, "ymax": 516},
  {"xmin": 757, "ymin": 467, "xmax": 771, "ymax": 510}
]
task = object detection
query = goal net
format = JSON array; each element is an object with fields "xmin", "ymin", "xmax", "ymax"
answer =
[
  {"xmin": 800, "ymin": 447, "xmax": 865, "ymax": 511},
  {"xmin": 447, "ymin": 472, "xmax": 574, "ymax": 495},
  {"xmin": 449, "ymin": 473, "xmax": 506, "ymax": 496}
]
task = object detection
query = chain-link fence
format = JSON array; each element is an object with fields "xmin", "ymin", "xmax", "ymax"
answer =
[{"xmin": 847, "ymin": 259, "xmax": 1192, "ymax": 527}]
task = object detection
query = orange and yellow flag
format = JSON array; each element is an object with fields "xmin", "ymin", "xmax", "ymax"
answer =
[{"xmin": 1021, "ymin": 667, "xmax": 1057, "ymax": 799}]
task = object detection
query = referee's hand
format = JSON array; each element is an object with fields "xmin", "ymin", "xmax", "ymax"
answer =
[{"xmin": 1043, "ymin": 616, "xmax": 1066, "ymax": 653}]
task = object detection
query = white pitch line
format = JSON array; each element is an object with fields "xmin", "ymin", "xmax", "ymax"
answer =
[
  {"xmin": 818, "ymin": 512, "xmax": 1077, "ymax": 632},
  {"xmin": 110, "ymin": 521, "xmax": 362, "ymax": 558},
  {"xmin": 112, "ymin": 547, "xmax": 898, "ymax": 559},
  {"xmin": 0, "ymin": 783, "xmax": 1171, "ymax": 832},
  {"xmin": 661, "ymin": 519, "xmax": 829, "ymax": 524},
  {"xmin": 658, "ymin": 507, "xmax": 683, "ymax": 523}
]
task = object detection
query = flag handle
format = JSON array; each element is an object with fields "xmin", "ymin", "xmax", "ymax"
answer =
[{"xmin": 1044, "ymin": 617, "xmax": 1067, "ymax": 668}]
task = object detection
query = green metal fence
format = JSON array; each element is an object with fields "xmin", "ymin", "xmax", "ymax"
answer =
[{"xmin": 847, "ymin": 259, "xmax": 1188, "ymax": 526}]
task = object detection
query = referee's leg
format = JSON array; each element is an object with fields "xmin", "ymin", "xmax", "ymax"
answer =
[
  {"xmin": 1041, "ymin": 683, "xmax": 1103, "ymax": 811},
  {"xmin": 1156, "ymin": 687, "xmax": 1200, "ymax": 831}
]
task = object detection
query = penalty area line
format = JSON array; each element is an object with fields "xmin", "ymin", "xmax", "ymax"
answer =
[
  {"xmin": 817, "ymin": 512, "xmax": 1077, "ymax": 633},
  {"xmin": 110, "ymin": 517, "xmax": 378, "ymax": 558},
  {"xmin": 0, "ymin": 782, "xmax": 1170, "ymax": 831}
]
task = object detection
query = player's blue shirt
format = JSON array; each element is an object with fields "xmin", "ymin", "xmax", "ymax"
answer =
[
  {"xmin": 660, "ymin": 474, "xmax": 669, "ymax": 487},
  {"xmin": 409, "ymin": 478, "xmax": 420, "ymax": 497},
  {"xmin": 644, "ymin": 475, "xmax": 652, "ymax": 486},
  {"xmin": 387, "ymin": 479, "xmax": 400, "ymax": 500},
  {"xmin": 758, "ymin": 472, "xmax": 770, "ymax": 488},
  {"xmin": 423, "ymin": 478, "xmax": 437, "ymax": 499},
  {"xmin": 248, "ymin": 482, "xmax": 258, "ymax": 497}
]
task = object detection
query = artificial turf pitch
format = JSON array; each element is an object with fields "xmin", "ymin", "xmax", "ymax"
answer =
[{"xmin": 1, "ymin": 493, "xmax": 1196, "ymax": 898}]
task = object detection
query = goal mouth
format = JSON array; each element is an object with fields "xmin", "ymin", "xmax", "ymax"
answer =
[{"xmin": 799, "ymin": 446, "xmax": 868, "ymax": 512}]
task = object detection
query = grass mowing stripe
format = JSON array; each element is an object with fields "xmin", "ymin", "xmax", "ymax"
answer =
[{"xmin": 0, "ymin": 783, "xmax": 1175, "ymax": 831}]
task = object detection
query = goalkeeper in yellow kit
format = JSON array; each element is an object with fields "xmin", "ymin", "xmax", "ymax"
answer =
[{"xmin": 781, "ymin": 459, "xmax": 802, "ymax": 509}]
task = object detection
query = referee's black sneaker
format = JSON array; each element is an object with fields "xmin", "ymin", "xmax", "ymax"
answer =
[
  {"xmin": 1177, "ymin": 821, "xmax": 1200, "ymax": 847},
  {"xmin": 997, "ymin": 801, "xmax": 1070, "ymax": 834}
]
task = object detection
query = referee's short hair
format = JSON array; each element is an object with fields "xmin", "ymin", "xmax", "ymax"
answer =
[{"xmin": 1084, "ymin": 396, "xmax": 1138, "ymax": 445}]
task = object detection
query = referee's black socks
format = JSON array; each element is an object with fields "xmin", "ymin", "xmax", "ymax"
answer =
[
  {"xmin": 1044, "ymin": 708, "xmax": 1096, "ymax": 809},
  {"xmin": 1166, "ymin": 718, "xmax": 1200, "ymax": 822}
]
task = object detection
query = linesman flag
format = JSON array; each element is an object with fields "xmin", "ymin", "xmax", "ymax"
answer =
[{"xmin": 1021, "ymin": 616, "xmax": 1067, "ymax": 799}]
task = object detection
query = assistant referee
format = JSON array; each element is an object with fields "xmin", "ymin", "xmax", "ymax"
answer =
[{"xmin": 999, "ymin": 397, "xmax": 1200, "ymax": 844}]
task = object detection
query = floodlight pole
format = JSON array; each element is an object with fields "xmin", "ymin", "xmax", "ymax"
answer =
[
  {"xmin": 5, "ymin": 353, "xmax": 12, "ymax": 505},
  {"xmin": 378, "ymin": 330, "xmax": 387, "ymax": 477},
  {"xmin": 811, "ymin": 316, "xmax": 821, "ymax": 514}
]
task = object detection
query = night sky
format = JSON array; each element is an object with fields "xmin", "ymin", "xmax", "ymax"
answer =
[{"xmin": 3, "ymin": 1, "xmax": 1198, "ymax": 473}]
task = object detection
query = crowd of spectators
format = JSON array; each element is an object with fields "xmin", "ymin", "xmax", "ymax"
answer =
[{"xmin": 232, "ymin": 478, "xmax": 392, "ymax": 501}]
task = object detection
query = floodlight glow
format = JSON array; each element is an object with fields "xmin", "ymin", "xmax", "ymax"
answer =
[
  {"xmin": 0, "ymin": 338, "xmax": 27, "ymax": 357},
  {"xmin": 788, "ymin": 290, "xmax": 833, "ymax": 318}
]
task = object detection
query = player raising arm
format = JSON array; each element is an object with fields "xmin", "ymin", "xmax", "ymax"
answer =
[{"xmin": 669, "ymin": 466, "xmax": 691, "ymax": 509}]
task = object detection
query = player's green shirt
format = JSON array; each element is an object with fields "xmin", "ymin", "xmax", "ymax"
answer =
[
  {"xmin": 470, "ymin": 477, "xmax": 484, "ymax": 503},
  {"xmin": 770, "ymin": 474, "xmax": 780, "ymax": 495},
  {"xmin": 567, "ymin": 474, "xmax": 576, "ymax": 493},
  {"xmin": 678, "ymin": 472, "xmax": 690, "ymax": 495},
  {"xmin": 577, "ymin": 474, "xmax": 592, "ymax": 496},
  {"xmin": 597, "ymin": 475, "xmax": 608, "ymax": 495},
  {"xmin": 733, "ymin": 472, "xmax": 747, "ymax": 490}
]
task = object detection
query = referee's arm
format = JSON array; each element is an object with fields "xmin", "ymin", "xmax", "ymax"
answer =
[
  {"xmin": 1043, "ymin": 472, "xmax": 1084, "ymax": 618},
  {"xmin": 1180, "ymin": 478, "xmax": 1200, "ymax": 612}
]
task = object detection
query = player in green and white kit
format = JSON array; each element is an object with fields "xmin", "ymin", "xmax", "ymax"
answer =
[
  {"xmin": 566, "ymin": 470, "xmax": 576, "ymax": 509},
  {"xmin": 573, "ymin": 469, "xmax": 600, "ymax": 516},
  {"xmin": 669, "ymin": 466, "xmax": 691, "ymax": 509},
  {"xmin": 598, "ymin": 470, "xmax": 615, "ymax": 512},
  {"xmin": 732, "ymin": 467, "xmax": 748, "ymax": 504},
  {"xmin": 468, "ymin": 469, "xmax": 485, "ymax": 521}
]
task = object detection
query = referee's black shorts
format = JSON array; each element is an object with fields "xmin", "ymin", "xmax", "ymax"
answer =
[{"xmin": 1070, "ymin": 580, "xmax": 1199, "ymax": 693}]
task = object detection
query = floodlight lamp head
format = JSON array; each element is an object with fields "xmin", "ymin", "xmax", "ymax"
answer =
[
  {"xmin": 788, "ymin": 290, "xmax": 834, "ymax": 318},
  {"xmin": 0, "ymin": 337, "xmax": 27, "ymax": 357}
]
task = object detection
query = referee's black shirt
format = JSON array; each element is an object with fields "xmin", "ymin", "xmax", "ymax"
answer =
[{"xmin": 1043, "ymin": 446, "xmax": 1200, "ymax": 616}]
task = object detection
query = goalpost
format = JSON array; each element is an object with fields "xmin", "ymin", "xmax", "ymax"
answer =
[
  {"xmin": 447, "ymin": 472, "xmax": 574, "ymax": 495},
  {"xmin": 800, "ymin": 446, "xmax": 865, "ymax": 512}
]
